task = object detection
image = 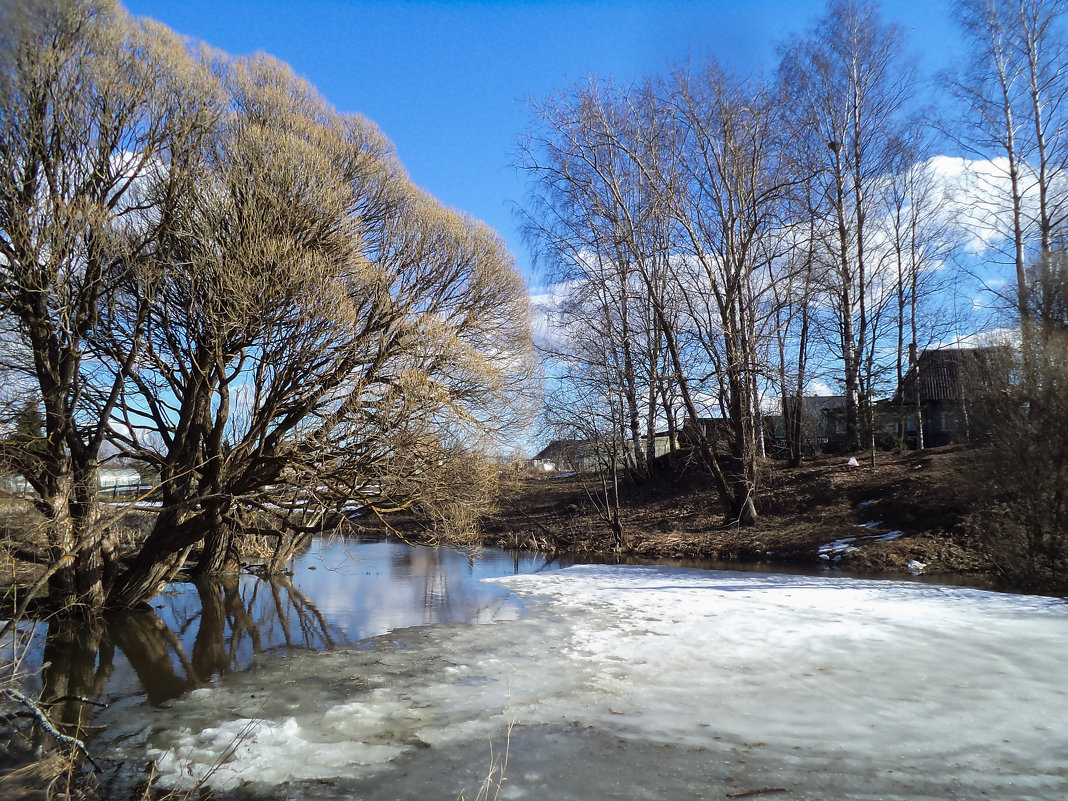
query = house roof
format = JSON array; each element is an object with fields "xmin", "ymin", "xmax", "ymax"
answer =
[
  {"xmin": 781, "ymin": 396, "xmax": 848, "ymax": 418},
  {"xmin": 531, "ymin": 439, "xmax": 586, "ymax": 461},
  {"xmin": 895, "ymin": 348, "xmax": 986, "ymax": 404}
]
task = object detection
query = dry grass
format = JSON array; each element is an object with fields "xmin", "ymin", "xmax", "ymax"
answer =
[
  {"xmin": 483, "ymin": 445, "xmax": 994, "ymax": 578},
  {"xmin": 0, "ymin": 751, "xmax": 88, "ymax": 801},
  {"xmin": 457, "ymin": 721, "xmax": 513, "ymax": 801}
]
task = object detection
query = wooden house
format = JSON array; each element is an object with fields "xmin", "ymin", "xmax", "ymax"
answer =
[{"xmin": 893, "ymin": 348, "xmax": 989, "ymax": 447}]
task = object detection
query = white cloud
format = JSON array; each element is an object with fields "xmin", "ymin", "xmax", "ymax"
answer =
[
  {"xmin": 937, "ymin": 327, "xmax": 1020, "ymax": 349},
  {"xmin": 928, "ymin": 154, "xmax": 1058, "ymax": 258}
]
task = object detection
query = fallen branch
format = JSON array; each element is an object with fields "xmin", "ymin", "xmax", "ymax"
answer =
[
  {"xmin": 0, "ymin": 687, "xmax": 100, "ymax": 772},
  {"xmin": 41, "ymin": 695, "xmax": 108, "ymax": 710}
]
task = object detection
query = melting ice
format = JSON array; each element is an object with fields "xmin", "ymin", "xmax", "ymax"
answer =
[{"xmin": 99, "ymin": 565, "xmax": 1068, "ymax": 800}]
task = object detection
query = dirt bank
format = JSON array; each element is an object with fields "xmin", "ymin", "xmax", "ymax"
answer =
[{"xmin": 482, "ymin": 445, "xmax": 995, "ymax": 582}]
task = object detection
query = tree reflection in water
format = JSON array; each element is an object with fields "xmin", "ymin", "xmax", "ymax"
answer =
[
  {"xmin": 39, "ymin": 618, "xmax": 112, "ymax": 745},
  {"xmin": 30, "ymin": 538, "xmax": 557, "ymax": 750},
  {"xmin": 36, "ymin": 574, "xmax": 337, "ymax": 740}
]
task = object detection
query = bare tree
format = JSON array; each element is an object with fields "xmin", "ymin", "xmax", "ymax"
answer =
[
  {"xmin": 541, "ymin": 312, "xmax": 631, "ymax": 549},
  {"xmin": 102, "ymin": 54, "xmax": 537, "ymax": 606},
  {"xmin": 952, "ymin": 0, "xmax": 1068, "ymax": 375},
  {"xmin": 521, "ymin": 65, "xmax": 792, "ymax": 526},
  {"xmin": 881, "ymin": 147, "xmax": 961, "ymax": 447},
  {"xmin": 519, "ymin": 79, "xmax": 665, "ymax": 479},
  {"xmin": 0, "ymin": 5, "xmax": 536, "ymax": 612},
  {"xmin": 952, "ymin": 1, "xmax": 1068, "ymax": 587},
  {"xmin": 779, "ymin": 0, "xmax": 917, "ymax": 453},
  {"xmin": 644, "ymin": 64, "xmax": 792, "ymax": 523},
  {"xmin": 0, "ymin": 0, "xmax": 217, "ymax": 609},
  {"xmin": 770, "ymin": 205, "xmax": 819, "ymax": 467}
]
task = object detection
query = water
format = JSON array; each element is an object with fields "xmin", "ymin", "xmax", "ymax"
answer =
[
  {"xmin": 6, "ymin": 537, "xmax": 1068, "ymax": 800},
  {"xmin": 5, "ymin": 537, "xmax": 562, "ymax": 716}
]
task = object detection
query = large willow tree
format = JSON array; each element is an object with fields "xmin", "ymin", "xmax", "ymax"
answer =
[
  {"xmin": 0, "ymin": 0, "xmax": 536, "ymax": 611},
  {"xmin": 0, "ymin": 0, "xmax": 218, "ymax": 609}
]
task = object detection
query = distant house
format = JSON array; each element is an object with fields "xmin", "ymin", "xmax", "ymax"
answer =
[
  {"xmin": 681, "ymin": 405, "xmax": 854, "ymax": 456},
  {"xmin": 98, "ymin": 467, "xmax": 143, "ymax": 493},
  {"xmin": 2, "ymin": 465, "xmax": 154, "ymax": 498},
  {"xmin": 530, "ymin": 432, "xmax": 676, "ymax": 474},
  {"xmin": 528, "ymin": 439, "xmax": 601, "ymax": 473},
  {"xmin": 679, "ymin": 417, "xmax": 735, "ymax": 448},
  {"xmin": 893, "ymin": 348, "xmax": 990, "ymax": 447},
  {"xmin": 787, "ymin": 394, "xmax": 913, "ymax": 454},
  {"xmin": 625, "ymin": 431, "xmax": 675, "ymax": 462},
  {"xmin": 779, "ymin": 395, "xmax": 849, "ymax": 455}
]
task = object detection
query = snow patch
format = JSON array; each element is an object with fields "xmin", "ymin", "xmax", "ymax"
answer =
[
  {"xmin": 131, "ymin": 566, "xmax": 1068, "ymax": 800},
  {"xmin": 818, "ymin": 538, "xmax": 859, "ymax": 558},
  {"xmin": 819, "ymin": 526, "xmax": 903, "ymax": 558}
]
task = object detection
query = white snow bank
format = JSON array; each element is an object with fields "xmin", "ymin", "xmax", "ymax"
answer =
[{"xmin": 125, "ymin": 566, "xmax": 1068, "ymax": 800}]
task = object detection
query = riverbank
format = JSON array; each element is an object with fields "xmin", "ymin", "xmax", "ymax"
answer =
[
  {"xmin": 482, "ymin": 444, "xmax": 997, "ymax": 583},
  {"xmin": 0, "ymin": 445, "xmax": 1012, "ymax": 609}
]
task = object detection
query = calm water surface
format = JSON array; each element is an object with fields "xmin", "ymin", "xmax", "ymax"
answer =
[{"xmin": 8, "ymin": 537, "xmax": 566, "ymax": 718}]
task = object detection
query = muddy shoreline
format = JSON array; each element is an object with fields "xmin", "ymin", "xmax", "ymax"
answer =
[{"xmin": 481, "ymin": 445, "xmax": 1004, "ymax": 588}]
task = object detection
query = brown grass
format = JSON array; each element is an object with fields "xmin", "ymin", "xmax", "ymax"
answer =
[{"xmin": 483, "ymin": 445, "xmax": 994, "ymax": 579}]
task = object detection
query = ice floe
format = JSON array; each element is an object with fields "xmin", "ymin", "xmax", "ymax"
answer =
[{"xmin": 114, "ymin": 565, "xmax": 1068, "ymax": 800}]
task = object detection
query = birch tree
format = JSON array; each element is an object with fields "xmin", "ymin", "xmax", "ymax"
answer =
[
  {"xmin": 519, "ymin": 80, "xmax": 669, "ymax": 479},
  {"xmin": 521, "ymin": 66, "xmax": 792, "ymax": 525},
  {"xmin": 778, "ymin": 0, "xmax": 916, "ymax": 452},
  {"xmin": 952, "ymin": 0, "xmax": 1068, "ymax": 370},
  {"xmin": 651, "ymin": 65, "xmax": 792, "ymax": 523}
]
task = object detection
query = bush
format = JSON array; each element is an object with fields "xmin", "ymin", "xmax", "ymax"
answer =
[{"xmin": 967, "ymin": 336, "xmax": 1068, "ymax": 592}]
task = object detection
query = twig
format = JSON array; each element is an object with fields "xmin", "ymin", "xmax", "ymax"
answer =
[
  {"xmin": 368, "ymin": 504, "xmax": 416, "ymax": 545},
  {"xmin": 725, "ymin": 788, "xmax": 789, "ymax": 798},
  {"xmin": 0, "ymin": 686, "xmax": 101, "ymax": 772},
  {"xmin": 41, "ymin": 695, "xmax": 109, "ymax": 709}
]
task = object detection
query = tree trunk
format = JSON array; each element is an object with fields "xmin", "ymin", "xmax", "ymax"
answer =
[
  {"xmin": 45, "ymin": 471, "xmax": 116, "ymax": 612},
  {"xmin": 194, "ymin": 510, "xmax": 240, "ymax": 576},
  {"xmin": 107, "ymin": 537, "xmax": 196, "ymax": 609},
  {"xmin": 618, "ymin": 265, "xmax": 645, "ymax": 477},
  {"xmin": 265, "ymin": 529, "xmax": 314, "ymax": 575},
  {"xmin": 789, "ymin": 299, "xmax": 811, "ymax": 468}
]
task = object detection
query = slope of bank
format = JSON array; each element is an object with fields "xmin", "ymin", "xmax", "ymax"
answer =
[{"xmin": 483, "ymin": 445, "xmax": 997, "ymax": 584}]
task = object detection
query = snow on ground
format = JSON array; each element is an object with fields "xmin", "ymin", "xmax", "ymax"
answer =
[
  {"xmin": 112, "ymin": 566, "xmax": 1068, "ymax": 800},
  {"xmin": 818, "ymin": 529, "xmax": 904, "ymax": 559}
]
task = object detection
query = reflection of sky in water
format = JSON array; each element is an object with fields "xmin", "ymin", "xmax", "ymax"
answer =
[
  {"xmin": 4, "ymin": 538, "xmax": 1003, "ymax": 725},
  {"xmin": 288, "ymin": 538, "xmax": 561, "ymax": 641},
  {"xmin": 4, "ymin": 538, "xmax": 564, "ymax": 723}
]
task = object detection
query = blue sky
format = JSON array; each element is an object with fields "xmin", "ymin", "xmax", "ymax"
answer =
[{"xmin": 124, "ymin": 0, "xmax": 964, "ymax": 286}]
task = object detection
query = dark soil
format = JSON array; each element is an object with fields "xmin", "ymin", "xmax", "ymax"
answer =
[{"xmin": 483, "ymin": 444, "xmax": 995, "ymax": 581}]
